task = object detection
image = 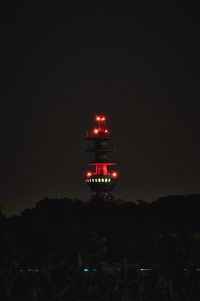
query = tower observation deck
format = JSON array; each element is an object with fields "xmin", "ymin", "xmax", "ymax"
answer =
[{"xmin": 84, "ymin": 114, "xmax": 118, "ymax": 194}]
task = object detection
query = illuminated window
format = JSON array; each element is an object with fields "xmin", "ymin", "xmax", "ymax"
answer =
[
  {"xmin": 108, "ymin": 179, "xmax": 111, "ymax": 182},
  {"xmin": 92, "ymin": 179, "xmax": 94, "ymax": 182},
  {"xmin": 105, "ymin": 178, "xmax": 108, "ymax": 182},
  {"xmin": 102, "ymin": 178, "xmax": 104, "ymax": 182},
  {"xmin": 98, "ymin": 178, "xmax": 101, "ymax": 182}
]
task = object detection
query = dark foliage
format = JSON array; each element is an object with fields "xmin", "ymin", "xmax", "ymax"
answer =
[{"xmin": 0, "ymin": 194, "xmax": 200, "ymax": 300}]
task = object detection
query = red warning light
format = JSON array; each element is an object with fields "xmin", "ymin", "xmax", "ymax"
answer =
[
  {"xmin": 101, "ymin": 116, "xmax": 106, "ymax": 121},
  {"xmin": 93, "ymin": 128, "xmax": 99, "ymax": 135},
  {"xmin": 96, "ymin": 116, "xmax": 101, "ymax": 121},
  {"xmin": 105, "ymin": 129, "xmax": 109, "ymax": 134},
  {"xmin": 112, "ymin": 172, "xmax": 118, "ymax": 178},
  {"xmin": 86, "ymin": 172, "xmax": 92, "ymax": 177}
]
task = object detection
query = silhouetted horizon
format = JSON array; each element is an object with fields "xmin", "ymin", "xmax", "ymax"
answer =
[{"xmin": 2, "ymin": 192, "xmax": 200, "ymax": 217}]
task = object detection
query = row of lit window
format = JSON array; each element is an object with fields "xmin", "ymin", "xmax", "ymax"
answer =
[{"xmin": 85, "ymin": 178, "xmax": 112, "ymax": 183}]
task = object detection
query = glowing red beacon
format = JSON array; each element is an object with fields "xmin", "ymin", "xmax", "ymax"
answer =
[{"xmin": 85, "ymin": 114, "xmax": 118, "ymax": 194}]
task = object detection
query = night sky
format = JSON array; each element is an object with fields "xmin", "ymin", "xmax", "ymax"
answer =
[{"xmin": 1, "ymin": 2, "xmax": 200, "ymax": 215}]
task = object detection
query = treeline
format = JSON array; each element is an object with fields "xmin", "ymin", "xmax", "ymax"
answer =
[{"xmin": 0, "ymin": 194, "xmax": 200, "ymax": 266}]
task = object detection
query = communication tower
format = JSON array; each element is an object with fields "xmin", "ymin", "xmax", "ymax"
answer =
[{"xmin": 85, "ymin": 115, "xmax": 118, "ymax": 195}]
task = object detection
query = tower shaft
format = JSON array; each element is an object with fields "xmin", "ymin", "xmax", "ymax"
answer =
[{"xmin": 84, "ymin": 115, "xmax": 118, "ymax": 194}]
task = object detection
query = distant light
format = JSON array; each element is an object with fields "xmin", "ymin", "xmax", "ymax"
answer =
[
  {"xmin": 101, "ymin": 116, "xmax": 106, "ymax": 121},
  {"xmin": 105, "ymin": 129, "xmax": 108, "ymax": 134},
  {"xmin": 93, "ymin": 128, "xmax": 99, "ymax": 134},
  {"xmin": 96, "ymin": 116, "xmax": 101, "ymax": 121},
  {"xmin": 28, "ymin": 268, "xmax": 32, "ymax": 272},
  {"xmin": 83, "ymin": 268, "xmax": 89, "ymax": 272},
  {"xmin": 112, "ymin": 172, "xmax": 118, "ymax": 178},
  {"xmin": 87, "ymin": 172, "xmax": 92, "ymax": 177}
]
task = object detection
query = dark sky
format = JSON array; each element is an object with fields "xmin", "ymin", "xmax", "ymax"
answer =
[{"xmin": 1, "ymin": 2, "xmax": 200, "ymax": 215}]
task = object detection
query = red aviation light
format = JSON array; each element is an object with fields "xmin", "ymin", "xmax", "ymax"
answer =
[
  {"xmin": 112, "ymin": 172, "xmax": 118, "ymax": 178},
  {"xmin": 95, "ymin": 115, "xmax": 106, "ymax": 122},
  {"xmin": 93, "ymin": 128, "xmax": 99, "ymax": 135},
  {"xmin": 86, "ymin": 172, "xmax": 92, "ymax": 177},
  {"xmin": 96, "ymin": 116, "xmax": 101, "ymax": 121},
  {"xmin": 104, "ymin": 129, "xmax": 109, "ymax": 134}
]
